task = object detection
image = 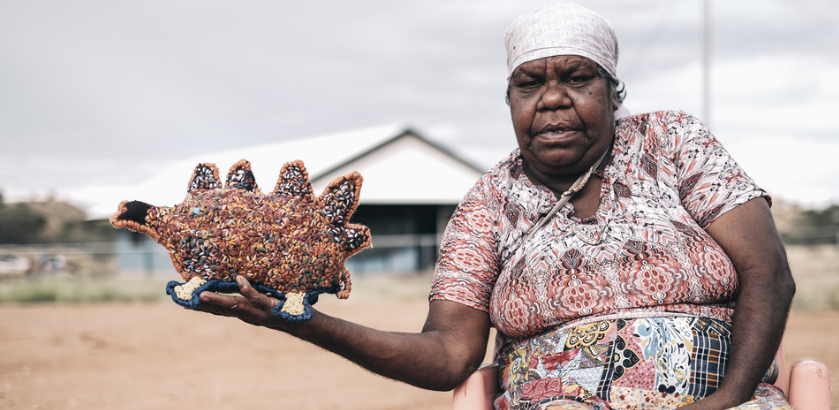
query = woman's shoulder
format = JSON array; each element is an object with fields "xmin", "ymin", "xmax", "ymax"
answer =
[
  {"xmin": 480, "ymin": 148, "xmax": 525, "ymax": 186},
  {"xmin": 459, "ymin": 148, "xmax": 522, "ymax": 203},
  {"xmin": 617, "ymin": 110, "xmax": 703, "ymax": 129},
  {"xmin": 489, "ymin": 148, "xmax": 522, "ymax": 170},
  {"xmin": 616, "ymin": 110, "xmax": 713, "ymax": 153}
]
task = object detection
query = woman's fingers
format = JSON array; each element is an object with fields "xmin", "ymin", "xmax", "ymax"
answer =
[
  {"xmin": 191, "ymin": 300, "xmax": 224, "ymax": 316},
  {"xmin": 197, "ymin": 291, "xmax": 252, "ymax": 316},
  {"xmin": 236, "ymin": 275, "xmax": 280, "ymax": 311},
  {"xmin": 191, "ymin": 277, "xmax": 281, "ymax": 324},
  {"xmin": 187, "ymin": 277, "xmax": 288, "ymax": 330}
]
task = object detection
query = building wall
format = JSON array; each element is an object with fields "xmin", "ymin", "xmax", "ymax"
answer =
[
  {"xmin": 115, "ymin": 230, "xmax": 178, "ymax": 277},
  {"xmin": 346, "ymin": 204, "xmax": 457, "ymax": 274}
]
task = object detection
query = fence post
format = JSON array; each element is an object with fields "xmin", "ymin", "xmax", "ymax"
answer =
[{"xmin": 144, "ymin": 250, "xmax": 154, "ymax": 277}]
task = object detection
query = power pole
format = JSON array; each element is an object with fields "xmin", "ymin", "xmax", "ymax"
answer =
[{"xmin": 702, "ymin": 0, "xmax": 712, "ymax": 129}]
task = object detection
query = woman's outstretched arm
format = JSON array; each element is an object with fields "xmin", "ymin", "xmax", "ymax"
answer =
[
  {"xmin": 195, "ymin": 278, "xmax": 491, "ymax": 391},
  {"xmin": 683, "ymin": 197, "xmax": 796, "ymax": 410}
]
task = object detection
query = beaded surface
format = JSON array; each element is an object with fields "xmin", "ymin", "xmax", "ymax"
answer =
[{"xmin": 110, "ymin": 159, "xmax": 371, "ymax": 320}]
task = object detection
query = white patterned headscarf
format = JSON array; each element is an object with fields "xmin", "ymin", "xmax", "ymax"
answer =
[{"xmin": 505, "ymin": 3, "xmax": 628, "ymax": 118}]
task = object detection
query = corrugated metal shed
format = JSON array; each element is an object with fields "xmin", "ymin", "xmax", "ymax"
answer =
[{"xmin": 80, "ymin": 124, "xmax": 486, "ymax": 219}]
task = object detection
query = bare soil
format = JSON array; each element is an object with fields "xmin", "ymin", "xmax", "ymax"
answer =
[{"xmin": 1, "ymin": 300, "xmax": 835, "ymax": 409}]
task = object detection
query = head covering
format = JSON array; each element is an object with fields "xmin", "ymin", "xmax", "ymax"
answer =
[{"xmin": 504, "ymin": 3, "xmax": 619, "ymax": 81}]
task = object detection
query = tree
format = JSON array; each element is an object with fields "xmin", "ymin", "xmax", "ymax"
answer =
[
  {"xmin": 800, "ymin": 205, "xmax": 839, "ymax": 228},
  {"xmin": 780, "ymin": 203, "xmax": 839, "ymax": 245},
  {"xmin": 0, "ymin": 192, "xmax": 47, "ymax": 244}
]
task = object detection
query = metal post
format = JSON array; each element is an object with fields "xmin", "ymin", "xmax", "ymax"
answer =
[
  {"xmin": 144, "ymin": 249, "xmax": 153, "ymax": 277},
  {"xmin": 835, "ymin": 228, "xmax": 839, "ymax": 258},
  {"xmin": 702, "ymin": 0, "xmax": 712, "ymax": 128}
]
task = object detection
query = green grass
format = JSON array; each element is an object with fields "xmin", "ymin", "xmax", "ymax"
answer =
[
  {"xmin": 2, "ymin": 271, "xmax": 835, "ymax": 312},
  {"xmin": 0, "ymin": 276, "xmax": 171, "ymax": 304},
  {"xmin": 0, "ymin": 273, "xmax": 433, "ymax": 305}
]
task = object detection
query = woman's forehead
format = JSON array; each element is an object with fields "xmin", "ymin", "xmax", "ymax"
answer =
[
  {"xmin": 513, "ymin": 56, "xmax": 596, "ymax": 76},
  {"xmin": 504, "ymin": 4, "xmax": 619, "ymax": 80}
]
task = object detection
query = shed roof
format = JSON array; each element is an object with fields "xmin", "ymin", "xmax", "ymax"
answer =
[{"xmin": 76, "ymin": 124, "xmax": 488, "ymax": 218}]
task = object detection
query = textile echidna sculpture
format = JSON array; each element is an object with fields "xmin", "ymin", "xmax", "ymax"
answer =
[{"xmin": 109, "ymin": 159, "xmax": 371, "ymax": 321}]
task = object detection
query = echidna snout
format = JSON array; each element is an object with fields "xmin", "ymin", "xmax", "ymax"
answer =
[{"xmin": 116, "ymin": 200, "xmax": 154, "ymax": 225}]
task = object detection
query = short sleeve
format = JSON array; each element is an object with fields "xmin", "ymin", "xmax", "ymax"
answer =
[
  {"xmin": 673, "ymin": 114, "xmax": 769, "ymax": 229},
  {"xmin": 429, "ymin": 178, "xmax": 500, "ymax": 312}
]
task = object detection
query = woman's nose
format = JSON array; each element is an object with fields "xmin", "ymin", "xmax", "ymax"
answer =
[{"xmin": 537, "ymin": 83, "xmax": 572, "ymax": 111}]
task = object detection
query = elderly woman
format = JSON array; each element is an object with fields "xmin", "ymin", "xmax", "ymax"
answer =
[{"xmin": 195, "ymin": 3, "xmax": 795, "ymax": 410}]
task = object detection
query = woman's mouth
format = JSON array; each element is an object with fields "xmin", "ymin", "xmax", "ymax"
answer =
[{"xmin": 532, "ymin": 127, "xmax": 581, "ymax": 144}]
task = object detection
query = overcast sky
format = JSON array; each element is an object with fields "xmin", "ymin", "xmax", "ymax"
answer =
[{"xmin": 1, "ymin": 0, "xmax": 837, "ymax": 214}]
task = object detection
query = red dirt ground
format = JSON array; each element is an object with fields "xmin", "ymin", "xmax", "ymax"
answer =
[{"xmin": 1, "ymin": 300, "xmax": 835, "ymax": 409}]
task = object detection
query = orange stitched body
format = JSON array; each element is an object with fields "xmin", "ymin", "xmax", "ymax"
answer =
[{"xmin": 110, "ymin": 159, "xmax": 370, "ymax": 313}]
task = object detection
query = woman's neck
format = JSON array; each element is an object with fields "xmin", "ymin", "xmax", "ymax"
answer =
[
  {"xmin": 523, "ymin": 162, "xmax": 586, "ymax": 193},
  {"xmin": 522, "ymin": 139, "xmax": 613, "ymax": 194}
]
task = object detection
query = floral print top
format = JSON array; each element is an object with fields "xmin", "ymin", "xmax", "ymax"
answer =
[{"xmin": 430, "ymin": 110, "xmax": 768, "ymax": 344}]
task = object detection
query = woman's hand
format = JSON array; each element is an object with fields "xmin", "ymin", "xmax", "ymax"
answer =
[
  {"xmin": 190, "ymin": 275, "xmax": 492, "ymax": 391},
  {"xmin": 193, "ymin": 275, "xmax": 292, "ymax": 332}
]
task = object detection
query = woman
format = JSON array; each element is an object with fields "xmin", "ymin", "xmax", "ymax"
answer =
[{"xmin": 195, "ymin": 4, "xmax": 795, "ymax": 409}]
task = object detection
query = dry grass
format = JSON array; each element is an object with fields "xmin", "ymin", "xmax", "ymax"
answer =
[
  {"xmin": 0, "ymin": 276, "xmax": 169, "ymax": 304},
  {"xmin": 786, "ymin": 245, "xmax": 839, "ymax": 311},
  {"xmin": 1, "ymin": 252, "xmax": 836, "ymax": 409},
  {"xmin": 2, "ymin": 244, "xmax": 837, "ymax": 312},
  {"xmin": 0, "ymin": 272, "xmax": 435, "ymax": 305}
]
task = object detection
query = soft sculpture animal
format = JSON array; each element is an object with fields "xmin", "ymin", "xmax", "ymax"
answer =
[{"xmin": 110, "ymin": 159, "xmax": 371, "ymax": 321}]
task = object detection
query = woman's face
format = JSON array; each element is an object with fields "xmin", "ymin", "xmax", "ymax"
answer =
[{"xmin": 509, "ymin": 55, "xmax": 619, "ymax": 179}]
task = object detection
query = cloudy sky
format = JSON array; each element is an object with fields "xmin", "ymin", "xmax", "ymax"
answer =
[{"xmin": 1, "ymin": 0, "xmax": 837, "ymax": 215}]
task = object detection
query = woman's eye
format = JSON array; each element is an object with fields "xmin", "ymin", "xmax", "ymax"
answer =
[{"xmin": 518, "ymin": 81, "xmax": 541, "ymax": 90}]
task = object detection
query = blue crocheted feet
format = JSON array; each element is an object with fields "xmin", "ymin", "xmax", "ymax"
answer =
[
  {"xmin": 166, "ymin": 277, "xmax": 218, "ymax": 309},
  {"xmin": 165, "ymin": 278, "xmax": 321, "ymax": 321},
  {"xmin": 272, "ymin": 290, "xmax": 321, "ymax": 321}
]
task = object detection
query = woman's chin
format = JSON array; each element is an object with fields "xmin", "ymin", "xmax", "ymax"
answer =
[
  {"xmin": 524, "ymin": 146, "xmax": 586, "ymax": 167},
  {"xmin": 525, "ymin": 154, "xmax": 591, "ymax": 177}
]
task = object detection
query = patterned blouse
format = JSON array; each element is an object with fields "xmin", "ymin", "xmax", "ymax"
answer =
[{"xmin": 430, "ymin": 110, "xmax": 768, "ymax": 345}]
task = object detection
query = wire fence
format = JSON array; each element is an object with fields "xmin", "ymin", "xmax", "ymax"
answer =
[
  {"xmin": 780, "ymin": 227, "xmax": 839, "ymax": 246},
  {"xmin": 0, "ymin": 233, "xmax": 446, "ymax": 279},
  {"xmin": 1, "ymin": 229, "xmax": 836, "ymax": 279}
]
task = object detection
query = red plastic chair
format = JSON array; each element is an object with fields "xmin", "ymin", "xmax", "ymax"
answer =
[{"xmin": 453, "ymin": 340, "xmax": 832, "ymax": 410}]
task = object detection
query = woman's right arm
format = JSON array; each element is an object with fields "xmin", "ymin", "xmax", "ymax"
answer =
[
  {"xmin": 196, "ymin": 275, "xmax": 492, "ymax": 391},
  {"xmin": 196, "ymin": 177, "xmax": 501, "ymax": 390}
]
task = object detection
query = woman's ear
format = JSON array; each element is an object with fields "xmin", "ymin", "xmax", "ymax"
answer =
[{"xmin": 611, "ymin": 88, "xmax": 620, "ymax": 111}]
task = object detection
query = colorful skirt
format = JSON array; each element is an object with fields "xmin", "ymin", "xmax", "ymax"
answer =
[{"xmin": 495, "ymin": 316, "xmax": 791, "ymax": 410}]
